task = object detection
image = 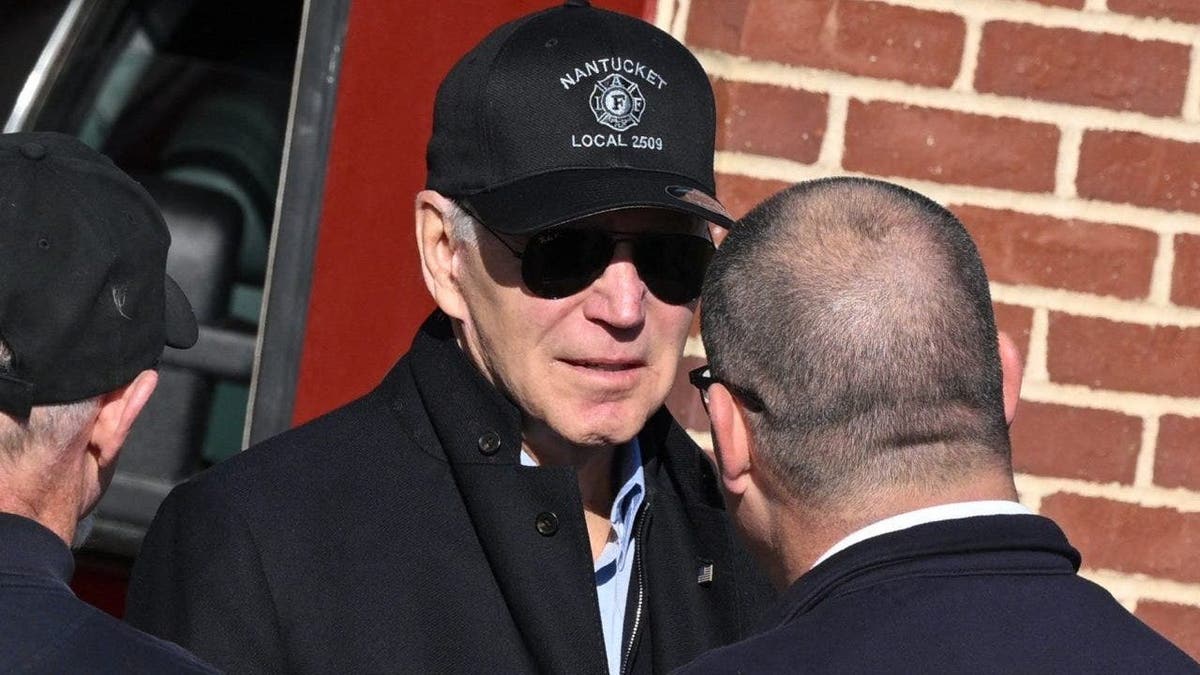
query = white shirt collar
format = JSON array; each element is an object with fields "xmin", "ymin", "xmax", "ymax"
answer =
[{"xmin": 811, "ymin": 500, "xmax": 1035, "ymax": 570}]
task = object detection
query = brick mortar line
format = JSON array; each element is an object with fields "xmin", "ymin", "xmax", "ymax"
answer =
[
  {"xmin": 1083, "ymin": 0, "xmax": 1108, "ymax": 11},
  {"xmin": 715, "ymin": 151, "xmax": 1200, "ymax": 235},
  {"xmin": 872, "ymin": 0, "xmax": 1199, "ymax": 42},
  {"xmin": 988, "ymin": 283, "xmax": 1200, "ymax": 327},
  {"xmin": 1081, "ymin": 569, "xmax": 1200, "ymax": 608},
  {"xmin": 1149, "ymin": 233, "xmax": 1177, "ymax": 305},
  {"xmin": 669, "ymin": 0, "xmax": 690, "ymax": 40},
  {"xmin": 1025, "ymin": 308, "xmax": 1050, "ymax": 382},
  {"xmin": 652, "ymin": 0, "xmax": 675, "ymax": 33},
  {"xmin": 1017, "ymin": 489, "xmax": 1044, "ymax": 513},
  {"xmin": 1015, "ymin": 473, "xmax": 1200, "ymax": 512},
  {"xmin": 951, "ymin": 16, "xmax": 983, "ymax": 93},
  {"xmin": 1020, "ymin": 380, "xmax": 1200, "ymax": 418},
  {"xmin": 697, "ymin": 51, "xmax": 1200, "ymax": 144},
  {"xmin": 1116, "ymin": 595, "xmax": 1137, "ymax": 615},
  {"xmin": 687, "ymin": 428, "xmax": 713, "ymax": 450},
  {"xmin": 819, "ymin": 95, "xmax": 849, "ymax": 167},
  {"xmin": 1054, "ymin": 125, "xmax": 1082, "ymax": 199},
  {"xmin": 1186, "ymin": 36, "xmax": 1200, "ymax": 122},
  {"xmin": 1134, "ymin": 415, "xmax": 1159, "ymax": 487}
]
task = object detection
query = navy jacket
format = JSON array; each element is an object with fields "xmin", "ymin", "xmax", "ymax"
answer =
[
  {"xmin": 679, "ymin": 514, "xmax": 1199, "ymax": 674},
  {"xmin": 0, "ymin": 513, "xmax": 216, "ymax": 674},
  {"xmin": 127, "ymin": 311, "xmax": 773, "ymax": 674}
]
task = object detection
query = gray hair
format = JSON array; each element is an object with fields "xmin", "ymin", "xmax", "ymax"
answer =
[
  {"xmin": 701, "ymin": 177, "xmax": 1010, "ymax": 508},
  {"xmin": 0, "ymin": 340, "xmax": 101, "ymax": 460},
  {"xmin": 443, "ymin": 200, "xmax": 480, "ymax": 246}
]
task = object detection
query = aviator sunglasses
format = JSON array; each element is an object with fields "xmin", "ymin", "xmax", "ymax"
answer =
[{"xmin": 482, "ymin": 224, "xmax": 715, "ymax": 305}]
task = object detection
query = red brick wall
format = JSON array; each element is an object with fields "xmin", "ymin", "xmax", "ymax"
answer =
[{"xmin": 658, "ymin": 0, "xmax": 1200, "ymax": 660}]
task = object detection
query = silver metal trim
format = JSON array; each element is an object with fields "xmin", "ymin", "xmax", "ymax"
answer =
[
  {"xmin": 4, "ymin": 0, "xmax": 89, "ymax": 132},
  {"xmin": 244, "ymin": 0, "xmax": 352, "ymax": 447}
]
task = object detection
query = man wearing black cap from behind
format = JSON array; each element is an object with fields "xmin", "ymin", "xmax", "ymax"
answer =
[
  {"xmin": 127, "ymin": 1, "xmax": 772, "ymax": 673},
  {"xmin": 0, "ymin": 132, "xmax": 213, "ymax": 672}
]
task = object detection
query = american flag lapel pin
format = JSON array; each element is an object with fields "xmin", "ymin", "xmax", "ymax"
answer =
[{"xmin": 697, "ymin": 559, "xmax": 714, "ymax": 586}]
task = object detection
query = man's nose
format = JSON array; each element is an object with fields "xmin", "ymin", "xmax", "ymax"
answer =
[{"xmin": 582, "ymin": 241, "xmax": 646, "ymax": 330}]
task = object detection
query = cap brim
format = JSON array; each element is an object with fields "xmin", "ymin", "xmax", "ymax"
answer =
[
  {"xmin": 164, "ymin": 275, "xmax": 199, "ymax": 349},
  {"xmin": 460, "ymin": 168, "xmax": 734, "ymax": 235}
]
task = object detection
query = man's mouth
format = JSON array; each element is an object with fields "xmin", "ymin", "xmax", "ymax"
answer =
[{"xmin": 562, "ymin": 358, "xmax": 645, "ymax": 372}]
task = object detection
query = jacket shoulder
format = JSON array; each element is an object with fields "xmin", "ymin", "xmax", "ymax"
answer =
[
  {"xmin": 186, "ymin": 365, "xmax": 442, "ymax": 503},
  {"xmin": 29, "ymin": 599, "xmax": 219, "ymax": 673}
]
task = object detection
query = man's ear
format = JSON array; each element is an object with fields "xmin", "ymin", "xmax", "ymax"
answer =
[
  {"xmin": 707, "ymin": 383, "xmax": 755, "ymax": 496},
  {"xmin": 415, "ymin": 190, "xmax": 469, "ymax": 320},
  {"xmin": 88, "ymin": 369, "xmax": 158, "ymax": 470},
  {"xmin": 997, "ymin": 331, "xmax": 1024, "ymax": 426},
  {"xmin": 709, "ymin": 223, "xmax": 729, "ymax": 248}
]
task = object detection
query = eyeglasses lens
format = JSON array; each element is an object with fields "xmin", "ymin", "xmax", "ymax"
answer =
[
  {"xmin": 635, "ymin": 234, "xmax": 713, "ymax": 305},
  {"xmin": 520, "ymin": 229, "xmax": 612, "ymax": 300},
  {"xmin": 520, "ymin": 230, "xmax": 712, "ymax": 304}
]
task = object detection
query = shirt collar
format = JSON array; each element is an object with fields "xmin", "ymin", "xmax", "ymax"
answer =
[
  {"xmin": 597, "ymin": 439, "xmax": 645, "ymax": 573},
  {"xmin": 610, "ymin": 438, "xmax": 645, "ymax": 541},
  {"xmin": 812, "ymin": 500, "xmax": 1034, "ymax": 570}
]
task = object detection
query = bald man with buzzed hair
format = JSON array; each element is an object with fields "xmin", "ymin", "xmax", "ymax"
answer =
[{"xmin": 679, "ymin": 177, "xmax": 1198, "ymax": 673}]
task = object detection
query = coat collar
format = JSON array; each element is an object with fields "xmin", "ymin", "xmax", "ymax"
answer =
[
  {"xmin": 391, "ymin": 311, "xmax": 606, "ymax": 673},
  {"xmin": 764, "ymin": 514, "xmax": 1080, "ymax": 630},
  {"xmin": 394, "ymin": 310, "xmax": 524, "ymax": 466},
  {"xmin": 386, "ymin": 309, "xmax": 729, "ymax": 510},
  {"xmin": 0, "ymin": 513, "xmax": 74, "ymax": 584}
]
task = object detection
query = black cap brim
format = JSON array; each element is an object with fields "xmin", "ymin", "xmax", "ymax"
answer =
[
  {"xmin": 164, "ymin": 275, "xmax": 199, "ymax": 349},
  {"xmin": 460, "ymin": 168, "xmax": 734, "ymax": 235}
]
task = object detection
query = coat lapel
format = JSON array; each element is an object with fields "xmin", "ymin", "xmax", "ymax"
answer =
[{"xmin": 404, "ymin": 314, "xmax": 608, "ymax": 675}]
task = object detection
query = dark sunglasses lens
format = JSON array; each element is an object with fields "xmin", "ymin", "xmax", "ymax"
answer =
[
  {"xmin": 634, "ymin": 234, "xmax": 714, "ymax": 305},
  {"xmin": 521, "ymin": 229, "xmax": 613, "ymax": 299}
]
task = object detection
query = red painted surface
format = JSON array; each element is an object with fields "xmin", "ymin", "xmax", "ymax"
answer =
[
  {"xmin": 71, "ymin": 554, "xmax": 129, "ymax": 617},
  {"xmin": 293, "ymin": 0, "xmax": 652, "ymax": 425}
]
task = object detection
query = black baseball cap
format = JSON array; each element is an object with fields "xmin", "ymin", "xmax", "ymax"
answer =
[
  {"xmin": 0, "ymin": 132, "xmax": 198, "ymax": 418},
  {"xmin": 426, "ymin": 0, "xmax": 733, "ymax": 234}
]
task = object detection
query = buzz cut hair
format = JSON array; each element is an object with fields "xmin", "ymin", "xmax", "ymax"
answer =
[{"xmin": 700, "ymin": 177, "xmax": 1010, "ymax": 506}]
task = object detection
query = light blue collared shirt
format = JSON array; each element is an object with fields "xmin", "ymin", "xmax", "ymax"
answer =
[{"xmin": 521, "ymin": 440, "xmax": 646, "ymax": 675}]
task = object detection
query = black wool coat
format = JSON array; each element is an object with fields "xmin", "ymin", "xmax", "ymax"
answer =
[
  {"xmin": 678, "ymin": 514, "xmax": 1200, "ymax": 674},
  {"xmin": 127, "ymin": 312, "xmax": 773, "ymax": 674}
]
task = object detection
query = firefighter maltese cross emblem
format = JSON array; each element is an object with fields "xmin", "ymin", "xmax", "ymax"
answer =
[{"xmin": 590, "ymin": 74, "xmax": 646, "ymax": 131}]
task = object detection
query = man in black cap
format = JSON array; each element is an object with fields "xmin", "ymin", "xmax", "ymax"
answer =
[
  {"xmin": 0, "ymin": 132, "xmax": 213, "ymax": 672},
  {"xmin": 127, "ymin": 2, "xmax": 772, "ymax": 673},
  {"xmin": 680, "ymin": 177, "xmax": 1199, "ymax": 673}
]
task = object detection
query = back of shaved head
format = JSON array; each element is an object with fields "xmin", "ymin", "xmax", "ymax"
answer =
[{"xmin": 701, "ymin": 177, "xmax": 1010, "ymax": 507}]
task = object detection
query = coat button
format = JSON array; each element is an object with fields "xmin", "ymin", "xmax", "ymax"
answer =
[
  {"xmin": 477, "ymin": 431, "xmax": 502, "ymax": 455},
  {"xmin": 535, "ymin": 512, "xmax": 558, "ymax": 536}
]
